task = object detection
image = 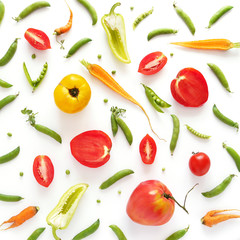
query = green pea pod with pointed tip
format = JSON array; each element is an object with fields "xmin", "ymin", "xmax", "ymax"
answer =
[{"xmin": 101, "ymin": 3, "xmax": 131, "ymax": 64}]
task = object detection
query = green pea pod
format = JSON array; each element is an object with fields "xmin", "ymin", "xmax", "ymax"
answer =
[
  {"xmin": 115, "ymin": 117, "xmax": 133, "ymax": 145},
  {"xmin": 170, "ymin": 114, "xmax": 180, "ymax": 156},
  {"xmin": 0, "ymin": 79, "xmax": 13, "ymax": 88},
  {"xmin": 0, "ymin": 146, "xmax": 20, "ymax": 164},
  {"xmin": 0, "ymin": 1, "xmax": 5, "ymax": 25},
  {"xmin": 0, "ymin": 93, "xmax": 19, "ymax": 110},
  {"xmin": 109, "ymin": 224, "xmax": 127, "ymax": 240},
  {"xmin": 223, "ymin": 143, "xmax": 240, "ymax": 172},
  {"xmin": 27, "ymin": 227, "xmax": 45, "ymax": 240},
  {"xmin": 47, "ymin": 183, "xmax": 88, "ymax": 240},
  {"xmin": 165, "ymin": 226, "xmax": 189, "ymax": 240},
  {"xmin": 111, "ymin": 112, "xmax": 118, "ymax": 136},
  {"xmin": 101, "ymin": 3, "xmax": 131, "ymax": 64}
]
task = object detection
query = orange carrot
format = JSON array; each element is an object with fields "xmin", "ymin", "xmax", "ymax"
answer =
[
  {"xmin": 0, "ymin": 206, "xmax": 39, "ymax": 230},
  {"xmin": 54, "ymin": 1, "xmax": 73, "ymax": 35},
  {"xmin": 201, "ymin": 209, "xmax": 240, "ymax": 227},
  {"xmin": 171, "ymin": 39, "xmax": 240, "ymax": 50},
  {"xmin": 80, "ymin": 59, "xmax": 165, "ymax": 141}
]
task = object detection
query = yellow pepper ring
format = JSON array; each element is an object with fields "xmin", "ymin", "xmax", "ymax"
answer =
[{"xmin": 54, "ymin": 74, "xmax": 91, "ymax": 114}]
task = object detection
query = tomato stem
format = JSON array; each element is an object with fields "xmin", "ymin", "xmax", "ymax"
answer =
[{"xmin": 69, "ymin": 87, "xmax": 79, "ymax": 98}]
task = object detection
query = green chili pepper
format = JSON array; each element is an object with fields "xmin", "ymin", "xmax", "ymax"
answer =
[
  {"xmin": 27, "ymin": 227, "xmax": 45, "ymax": 240},
  {"xmin": 72, "ymin": 219, "xmax": 100, "ymax": 240},
  {"xmin": 101, "ymin": 3, "xmax": 131, "ymax": 64},
  {"xmin": 201, "ymin": 174, "xmax": 236, "ymax": 198},
  {"xmin": 165, "ymin": 226, "xmax": 189, "ymax": 240},
  {"xmin": 46, "ymin": 183, "xmax": 88, "ymax": 240},
  {"xmin": 109, "ymin": 225, "xmax": 127, "ymax": 240},
  {"xmin": 170, "ymin": 114, "xmax": 180, "ymax": 156},
  {"xmin": 99, "ymin": 169, "xmax": 134, "ymax": 189},
  {"xmin": 0, "ymin": 1, "xmax": 5, "ymax": 25},
  {"xmin": 223, "ymin": 143, "xmax": 240, "ymax": 172}
]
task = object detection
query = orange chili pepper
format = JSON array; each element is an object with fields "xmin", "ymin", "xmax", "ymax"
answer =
[
  {"xmin": 201, "ymin": 209, "xmax": 240, "ymax": 227},
  {"xmin": 0, "ymin": 206, "xmax": 39, "ymax": 230},
  {"xmin": 171, "ymin": 39, "xmax": 240, "ymax": 50},
  {"xmin": 80, "ymin": 59, "xmax": 165, "ymax": 141},
  {"xmin": 54, "ymin": 1, "xmax": 73, "ymax": 35}
]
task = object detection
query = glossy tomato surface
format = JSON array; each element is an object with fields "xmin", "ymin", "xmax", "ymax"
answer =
[
  {"xmin": 189, "ymin": 152, "xmax": 211, "ymax": 176},
  {"xmin": 24, "ymin": 28, "xmax": 51, "ymax": 50},
  {"xmin": 170, "ymin": 68, "xmax": 208, "ymax": 107},
  {"xmin": 126, "ymin": 180, "xmax": 175, "ymax": 226},
  {"xmin": 54, "ymin": 74, "xmax": 91, "ymax": 114},
  {"xmin": 70, "ymin": 130, "xmax": 112, "ymax": 168},
  {"xmin": 139, "ymin": 134, "xmax": 157, "ymax": 164},
  {"xmin": 33, "ymin": 155, "xmax": 54, "ymax": 187},
  {"xmin": 138, "ymin": 51, "xmax": 167, "ymax": 75}
]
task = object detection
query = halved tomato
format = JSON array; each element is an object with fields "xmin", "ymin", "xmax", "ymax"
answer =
[
  {"xmin": 33, "ymin": 155, "xmax": 54, "ymax": 187},
  {"xmin": 170, "ymin": 68, "xmax": 208, "ymax": 107},
  {"xmin": 24, "ymin": 28, "xmax": 51, "ymax": 50},
  {"xmin": 70, "ymin": 130, "xmax": 112, "ymax": 168},
  {"xmin": 138, "ymin": 51, "xmax": 167, "ymax": 75},
  {"xmin": 139, "ymin": 134, "xmax": 157, "ymax": 164}
]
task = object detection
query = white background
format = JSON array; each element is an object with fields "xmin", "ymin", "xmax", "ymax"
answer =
[{"xmin": 1, "ymin": 0, "xmax": 240, "ymax": 239}]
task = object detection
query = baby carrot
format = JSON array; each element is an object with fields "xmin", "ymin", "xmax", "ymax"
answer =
[
  {"xmin": 54, "ymin": 1, "xmax": 72, "ymax": 35},
  {"xmin": 201, "ymin": 209, "xmax": 240, "ymax": 227},
  {"xmin": 0, "ymin": 206, "xmax": 39, "ymax": 230},
  {"xmin": 171, "ymin": 39, "xmax": 240, "ymax": 50},
  {"xmin": 80, "ymin": 59, "xmax": 165, "ymax": 141}
]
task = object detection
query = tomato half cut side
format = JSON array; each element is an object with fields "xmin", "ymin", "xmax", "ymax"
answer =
[
  {"xmin": 170, "ymin": 68, "xmax": 208, "ymax": 107},
  {"xmin": 139, "ymin": 134, "xmax": 157, "ymax": 164},
  {"xmin": 24, "ymin": 28, "xmax": 51, "ymax": 50},
  {"xmin": 33, "ymin": 155, "xmax": 54, "ymax": 187},
  {"xmin": 70, "ymin": 130, "xmax": 112, "ymax": 168},
  {"xmin": 138, "ymin": 51, "xmax": 167, "ymax": 75}
]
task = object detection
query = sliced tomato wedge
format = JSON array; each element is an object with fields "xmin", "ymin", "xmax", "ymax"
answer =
[
  {"xmin": 70, "ymin": 130, "xmax": 112, "ymax": 168},
  {"xmin": 170, "ymin": 68, "xmax": 208, "ymax": 107},
  {"xmin": 24, "ymin": 28, "xmax": 51, "ymax": 50},
  {"xmin": 138, "ymin": 51, "xmax": 167, "ymax": 75},
  {"xmin": 33, "ymin": 155, "xmax": 54, "ymax": 187},
  {"xmin": 139, "ymin": 134, "xmax": 157, "ymax": 164}
]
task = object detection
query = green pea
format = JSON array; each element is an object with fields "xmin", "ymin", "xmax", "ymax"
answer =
[
  {"xmin": 103, "ymin": 98, "xmax": 108, "ymax": 103},
  {"xmin": 111, "ymin": 70, "xmax": 116, "ymax": 74},
  {"xmin": 97, "ymin": 54, "xmax": 102, "ymax": 59},
  {"xmin": 170, "ymin": 114, "xmax": 180, "ymax": 156},
  {"xmin": 7, "ymin": 132, "xmax": 12, "ymax": 137},
  {"xmin": 31, "ymin": 54, "xmax": 36, "ymax": 59},
  {"xmin": 19, "ymin": 172, "xmax": 24, "ymax": 177},
  {"xmin": 65, "ymin": 169, "xmax": 70, "ymax": 175},
  {"xmin": 130, "ymin": 7, "xmax": 134, "ymax": 11},
  {"xmin": 118, "ymin": 190, "xmax": 122, "ymax": 195},
  {"xmin": 96, "ymin": 199, "xmax": 101, "ymax": 203}
]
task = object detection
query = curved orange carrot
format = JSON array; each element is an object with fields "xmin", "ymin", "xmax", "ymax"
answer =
[
  {"xmin": 201, "ymin": 209, "xmax": 240, "ymax": 227},
  {"xmin": 80, "ymin": 59, "xmax": 165, "ymax": 141},
  {"xmin": 171, "ymin": 39, "xmax": 240, "ymax": 50},
  {"xmin": 54, "ymin": 1, "xmax": 73, "ymax": 35},
  {"xmin": 0, "ymin": 206, "xmax": 39, "ymax": 230}
]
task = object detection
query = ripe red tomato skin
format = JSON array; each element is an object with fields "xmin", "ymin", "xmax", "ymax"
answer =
[
  {"xmin": 170, "ymin": 68, "xmax": 208, "ymax": 107},
  {"xmin": 24, "ymin": 28, "xmax": 51, "ymax": 50},
  {"xmin": 189, "ymin": 152, "xmax": 211, "ymax": 176},
  {"xmin": 33, "ymin": 155, "xmax": 54, "ymax": 188},
  {"xmin": 126, "ymin": 180, "xmax": 175, "ymax": 226},
  {"xmin": 70, "ymin": 130, "xmax": 112, "ymax": 168},
  {"xmin": 138, "ymin": 51, "xmax": 167, "ymax": 75},
  {"xmin": 139, "ymin": 134, "xmax": 157, "ymax": 164}
]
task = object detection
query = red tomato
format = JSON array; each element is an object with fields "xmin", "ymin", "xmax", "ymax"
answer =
[
  {"xmin": 126, "ymin": 180, "xmax": 175, "ymax": 226},
  {"xmin": 139, "ymin": 134, "xmax": 157, "ymax": 164},
  {"xmin": 24, "ymin": 28, "xmax": 51, "ymax": 50},
  {"xmin": 138, "ymin": 51, "xmax": 167, "ymax": 75},
  {"xmin": 70, "ymin": 130, "xmax": 112, "ymax": 168},
  {"xmin": 170, "ymin": 68, "xmax": 208, "ymax": 107},
  {"xmin": 189, "ymin": 152, "xmax": 211, "ymax": 176},
  {"xmin": 33, "ymin": 155, "xmax": 54, "ymax": 187}
]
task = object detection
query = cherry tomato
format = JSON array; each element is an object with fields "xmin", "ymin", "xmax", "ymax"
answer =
[
  {"xmin": 54, "ymin": 74, "xmax": 91, "ymax": 114},
  {"xmin": 139, "ymin": 134, "xmax": 157, "ymax": 164},
  {"xmin": 189, "ymin": 152, "xmax": 211, "ymax": 176},
  {"xmin": 24, "ymin": 28, "xmax": 51, "ymax": 50},
  {"xmin": 170, "ymin": 68, "xmax": 208, "ymax": 107},
  {"xmin": 138, "ymin": 51, "xmax": 167, "ymax": 75},
  {"xmin": 70, "ymin": 130, "xmax": 112, "ymax": 168},
  {"xmin": 126, "ymin": 180, "xmax": 175, "ymax": 226},
  {"xmin": 33, "ymin": 155, "xmax": 54, "ymax": 187}
]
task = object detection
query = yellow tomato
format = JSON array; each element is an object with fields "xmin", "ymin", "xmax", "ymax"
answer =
[{"xmin": 54, "ymin": 74, "xmax": 91, "ymax": 113}]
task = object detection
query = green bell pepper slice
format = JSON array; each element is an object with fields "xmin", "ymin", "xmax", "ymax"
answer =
[
  {"xmin": 46, "ymin": 183, "xmax": 88, "ymax": 240},
  {"xmin": 101, "ymin": 2, "xmax": 131, "ymax": 64}
]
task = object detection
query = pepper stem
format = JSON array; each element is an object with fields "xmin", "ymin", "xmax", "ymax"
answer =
[
  {"xmin": 80, "ymin": 59, "xmax": 91, "ymax": 70},
  {"xmin": 109, "ymin": 2, "xmax": 121, "ymax": 14},
  {"xmin": 232, "ymin": 42, "xmax": 240, "ymax": 48},
  {"xmin": 164, "ymin": 193, "xmax": 189, "ymax": 214},
  {"xmin": 52, "ymin": 226, "xmax": 61, "ymax": 240}
]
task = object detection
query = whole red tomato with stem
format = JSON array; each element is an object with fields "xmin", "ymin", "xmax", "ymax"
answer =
[
  {"xmin": 126, "ymin": 180, "xmax": 189, "ymax": 226},
  {"xmin": 170, "ymin": 68, "xmax": 208, "ymax": 107},
  {"xmin": 138, "ymin": 51, "xmax": 167, "ymax": 75},
  {"xmin": 139, "ymin": 134, "xmax": 157, "ymax": 164},
  {"xmin": 33, "ymin": 155, "xmax": 54, "ymax": 187},
  {"xmin": 70, "ymin": 130, "xmax": 112, "ymax": 168},
  {"xmin": 189, "ymin": 152, "xmax": 211, "ymax": 176},
  {"xmin": 24, "ymin": 28, "xmax": 51, "ymax": 50}
]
